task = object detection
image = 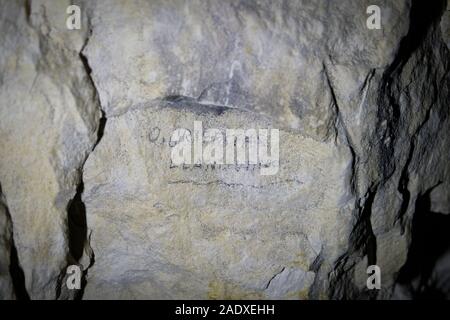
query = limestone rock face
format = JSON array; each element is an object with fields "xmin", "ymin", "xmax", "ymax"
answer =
[
  {"xmin": 441, "ymin": 1, "xmax": 450, "ymax": 49},
  {"xmin": 0, "ymin": 0, "xmax": 449, "ymax": 300},
  {"xmin": 0, "ymin": 0, "xmax": 100, "ymax": 299},
  {"xmin": 82, "ymin": 104, "xmax": 353, "ymax": 299},
  {"xmin": 83, "ymin": 0, "xmax": 410, "ymax": 139}
]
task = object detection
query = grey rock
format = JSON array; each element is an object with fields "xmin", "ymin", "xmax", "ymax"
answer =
[
  {"xmin": 0, "ymin": 0, "xmax": 100, "ymax": 299},
  {"xmin": 0, "ymin": 0, "xmax": 448, "ymax": 300},
  {"xmin": 82, "ymin": 103, "xmax": 353, "ymax": 299}
]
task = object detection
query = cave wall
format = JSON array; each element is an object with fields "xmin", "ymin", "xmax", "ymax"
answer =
[{"xmin": 0, "ymin": 0, "xmax": 449, "ymax": 299}]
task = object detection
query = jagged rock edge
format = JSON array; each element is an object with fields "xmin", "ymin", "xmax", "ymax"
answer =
[
  {"xmin": 323, "ymin": 62, "xmax": 379, "ymax": 299},
  {"xmin": 56, "ymin": 27, "xmax": 106, "ymax": 300},
  {"xmin": 326, "ymin": 0, "xmax": 449, "ymax": 299},
  {"xmin": 0, "ymin": 183, "xmax": 30, "ymax": 300}
]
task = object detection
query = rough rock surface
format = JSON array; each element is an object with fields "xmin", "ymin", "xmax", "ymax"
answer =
[
  {"xmin": 82, "ymin": 104, "xmax": 353, "ymax": 299},
  {"xmin": 0, "ymin": 0, "xmax": 449, "ymax": 299},
  {"xmin": 0, "ymin": 0, "xmax": 100, "ymax": 299},
  {"xmin": 83, "ymin": 0, "xmax": 410, "ymax": 140}
]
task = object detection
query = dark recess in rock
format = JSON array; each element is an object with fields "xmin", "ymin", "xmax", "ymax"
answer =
[
  {"xmin": 1, "ymin": 184, "xmax": 29, "ymax": 300},
  {"xmin": 67, "ymin": 181, "xmax": 87, "ymax": 262},
  {"xmin": 9, "ymin": 240, "xmax": 30, "ymax": 300},
  {"xmin": 396, "ymin": 183, "xmax": 450, "ymax": 299}
]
